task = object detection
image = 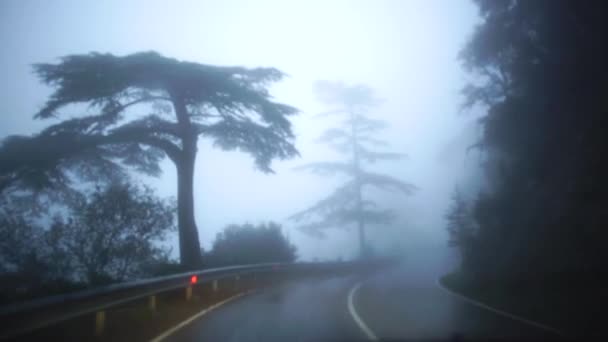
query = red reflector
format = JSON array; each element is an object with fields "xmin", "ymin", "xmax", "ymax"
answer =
[{"xmin": 190, "ymin": 275, "xmax": 198, "ymax": 284}]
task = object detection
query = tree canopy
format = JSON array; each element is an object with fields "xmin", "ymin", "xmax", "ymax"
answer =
[{"xmin": 0, "ymin": 52, "xmax": 299, "ymax": 267}]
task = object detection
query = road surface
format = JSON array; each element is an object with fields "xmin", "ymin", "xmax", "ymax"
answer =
[{"xmin": 163, "ymin": 262, "xmax": 564, "ymax": 341}]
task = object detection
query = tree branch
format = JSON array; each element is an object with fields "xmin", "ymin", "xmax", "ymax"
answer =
[{"xmin": 99, "ymin": 129, "xmax": 182, "ymax": 162}]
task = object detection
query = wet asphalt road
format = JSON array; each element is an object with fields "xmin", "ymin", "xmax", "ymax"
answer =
[
  {"xmin": 165, "ymin": 263, "xmax": 564, "ymax": 342},
  {"xmin": 166, "ymin": 275, "xmax": 364, "ymax": 342}
]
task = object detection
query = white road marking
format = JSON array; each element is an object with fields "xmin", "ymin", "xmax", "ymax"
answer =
[
  {"xmin": 347, "ymin": 281, "xmax": 379, "ymax": 341},
  {"xmin": 150, "ymin": 290, "xmax": 255, "ymax": 342},
  {"xmin": 435, "ymin": 278, "xmax": 565, "ymax": 337}
]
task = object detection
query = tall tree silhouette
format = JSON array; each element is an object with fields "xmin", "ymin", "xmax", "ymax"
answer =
[
  {"xmin": 290, "ymin": 81, "xmax": 415, "ymax": 257},
  {"xmin": 0, "ymin": 52, "xmax": 298, "ymax": 268}
]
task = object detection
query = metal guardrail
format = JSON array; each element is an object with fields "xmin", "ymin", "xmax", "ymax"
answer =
[
  {"xmin": 0, "ymin": 262, "xmax": 280, "ymax": 316},
  {"xmin": 0, "ymin": 259, "xmax": 386, "ymax": 340}
]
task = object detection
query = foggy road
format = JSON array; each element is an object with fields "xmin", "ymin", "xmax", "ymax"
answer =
[
  {"xmin": 161, "ymin": 264, "xmax": 562, "ymax": 341},
  {"xmin": 163, "ymin": 276, "xmax": 364, "ymax": 341},
  {"xmin": 354, "ymin": 267, "xmax": 562, "ymax": 340}
]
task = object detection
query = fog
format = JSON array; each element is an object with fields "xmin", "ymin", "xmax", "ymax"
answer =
[{"xmin": 0, "ymin": 0, "xmax": 482, "ymax": 265}]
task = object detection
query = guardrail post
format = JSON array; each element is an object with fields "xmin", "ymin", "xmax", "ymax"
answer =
[
  {"xmin": 148, "ymin": 295, "xmax": 157, "ymax": 312},
  {"xmin": 94, "ymin": 310, "xmax": 105, "ymax": 337},
  {"xmin": 212, "ymin": 280, "xmax": 218, "ymax": 292},
  {"xmin": 186, "ymin": 286, "xmax": 193, "ymax": 301},
  {"xmin": 234, "ymin": 275, "xmax": 240, "ymax": 291}
]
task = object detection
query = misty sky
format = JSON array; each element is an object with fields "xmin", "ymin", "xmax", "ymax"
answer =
[{"xmin": 0, "ymin": 0, "xmax": 483, "ymax": 262}]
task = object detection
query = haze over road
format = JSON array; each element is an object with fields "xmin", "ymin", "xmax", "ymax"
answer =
[{"xmin": 163, "ymin": 260, "xmax": 560, "ymax": 341}]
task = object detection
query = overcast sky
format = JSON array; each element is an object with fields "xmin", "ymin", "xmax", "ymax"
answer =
[{"xmin": 0, "ymin": 0, "xmax": 483, "ymax": 263}]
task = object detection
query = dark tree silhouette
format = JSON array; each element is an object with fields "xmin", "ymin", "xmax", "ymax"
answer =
[
  {"xmin": 0, "ymin": 182, "xmax": 174, "ymax": 289},
  {"xmin": 0, "ymin": 198, "xmax": 42, "ymax": 275},
  {"xmin": 46, "ymin": 182, "xmax": 176, "ymax": 284},
  {"xmin": 460, "ymin": 0, "xmax": 608, "ymax": 282},
  {"xmin": 205, "ymin": 222, "xmax": 296, "ymax": 266},
  {"xmin": 445, "ymin": 188, "xmax": 477, "ymax": 271},
  {"xmin": 0, "ymin": 52, "xmax": 299, "ymax": 268},
  {"xmin": 290, "ymin": 81, "xmax": 415, "ymax": 257}
]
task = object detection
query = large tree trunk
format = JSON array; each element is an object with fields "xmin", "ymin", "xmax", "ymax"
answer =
[
  {"xmin": 171, "ymin": 94, "xmax": 203, "ymax": 269},
  {"xmin": 358, "ymin": 218, "xmax": 366, "ymax": 257},
  {"xmin": 176, "ymin": 148, "xmax": 203, "ymax": 269},
  {"xmin": 350, "ymin": 107, "xmax": 366, "ymax": 258},
  {"xmin": 356, "ymin": 181, "xmax": 366, "ymax": 258}
]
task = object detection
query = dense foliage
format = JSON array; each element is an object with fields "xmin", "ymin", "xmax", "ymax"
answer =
[
  {"xmin": 0, "ymin": 182, "xmax": 175, "ymax": 302},
  {"xmin": 451, "ymin": 0, "xmax": 608, "ymax": 284},
  {"xmin": 204, "ymin": 222, "xmax": 297, "ymax": 266},
  {"xmin": 46, "ymin": 183, "xmax": 176, "ymax": 284}
]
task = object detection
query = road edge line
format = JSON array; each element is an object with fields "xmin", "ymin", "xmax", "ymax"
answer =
[
  {"xmin": 435, "ymin": 278, "xmax": 565, "ymax": 337},
  {"xmin": 150, "ymin": 290, "xmax": 255, "ymax": 342},
  {"xmin": 347, "ymin": 281, "xmax": 379, "ymax": 341}
]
